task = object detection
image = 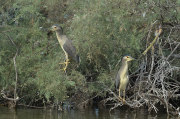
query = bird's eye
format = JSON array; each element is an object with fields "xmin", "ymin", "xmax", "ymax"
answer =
[{"xmin": 127, "ymin": 56, "xmax": 129, "ymax": 58}]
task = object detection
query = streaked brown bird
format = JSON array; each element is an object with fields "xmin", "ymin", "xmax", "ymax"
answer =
[
  {"xmin": 115, "ymin": 54, "xmax": 135, "ymax": 104},
  {"xmin": 47, "ymin": 24, "xmax": 80, "ymax": 71}
]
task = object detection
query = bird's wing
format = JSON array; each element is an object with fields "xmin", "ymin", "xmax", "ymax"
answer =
[
  {"xmin": 115, "ymin": 72, "xmax": 120, "ymax": 89},
  {"xmin": 126, "ymin": 74, "xmax": 129, "ymax": 91},
  {"xmin": 63, "ymin": 36, "xmax": 79, "ymax": 63}
]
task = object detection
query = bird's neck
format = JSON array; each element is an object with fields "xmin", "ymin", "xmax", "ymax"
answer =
[
  {"xmin": 120, "ymin": 60, "xmax": 128, "ymax": 78},
  {"xmin": 55, "ymin": 30, "xmax": 63, "ymax": 36},
  {"xmin": 55, "ymin": 31, "xmax": 64, "ymax": 42}
]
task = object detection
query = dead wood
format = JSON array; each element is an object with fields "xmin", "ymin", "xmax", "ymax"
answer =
[
  {"xmin": 0, "ymin": 31, "xmax": 19, "ymax": 107},
  {"xmin": 107, "ymin": 24, "xmax": 180, "ymax": 115}
]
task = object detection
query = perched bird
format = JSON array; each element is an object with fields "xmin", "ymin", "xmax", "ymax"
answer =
[
  {"xmin": 115, "ymin": 54, "xmax": 135, "ymax": 104},
  {"xmin": 46, "ymin": 24, "xmax": 80, "ymax": 71}
]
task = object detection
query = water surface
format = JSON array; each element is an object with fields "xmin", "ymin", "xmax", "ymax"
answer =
[{"xmin": 0, "ymin": 106, "xmax": 179, "ymax": 119}]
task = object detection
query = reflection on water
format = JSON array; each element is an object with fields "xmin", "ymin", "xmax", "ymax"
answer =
[{"xmin": 0, "ymin": 105, "xmax": 179, "ymax": 119}]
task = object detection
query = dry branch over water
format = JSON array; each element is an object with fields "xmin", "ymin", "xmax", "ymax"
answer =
[{"xmin": 108, "ymin": 25, "xmax": 179, "ymax": 115}]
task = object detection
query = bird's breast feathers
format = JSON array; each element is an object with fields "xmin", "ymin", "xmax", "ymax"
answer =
[
  {"xmin": 120, "ymin": 76, "xmax": 129, "ymax": 90},
  {"xmin": 56, "ymin": 35, "xmax": 67, "ymax": 45}
]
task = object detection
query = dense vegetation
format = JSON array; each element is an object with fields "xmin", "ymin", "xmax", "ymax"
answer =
[{"xmin": 0, "ymin": 0, "xmax": 180, "ymax": 114}]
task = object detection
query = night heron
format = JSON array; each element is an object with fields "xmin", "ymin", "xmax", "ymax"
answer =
[
  {"xmin": 115, "ymin": 54, "xmax": 135, "ymax": 104},
  {"xmin": 47, "ymin": 24, "xmax": 80, "ymax": 71}
]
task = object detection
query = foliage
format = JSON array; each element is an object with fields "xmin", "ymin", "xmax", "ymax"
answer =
[{"xmin": 0, "ymin": 0, "xmax": 180, "ymax": 110}]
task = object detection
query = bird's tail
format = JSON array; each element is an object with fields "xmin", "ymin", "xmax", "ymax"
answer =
[{"xmin": 76, "ymin": 55, "xmax": 81, "ymax": 64}]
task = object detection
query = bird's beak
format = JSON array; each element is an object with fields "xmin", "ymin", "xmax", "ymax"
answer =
[
  {"xmin": 130, "ymin": 57, "xmax": 136, "ymax": 60},
  {"xmin": 44, "ymin": 27, "xmax": 53, "ymax": 31}
]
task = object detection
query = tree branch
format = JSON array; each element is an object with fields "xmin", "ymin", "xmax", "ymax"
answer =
[{"xmin": 0, "ymin": 31, "xmax": 19, "ymax": 106}]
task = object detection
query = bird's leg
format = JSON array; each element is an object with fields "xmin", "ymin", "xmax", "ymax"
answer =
[
  {"xmin": 64, "ymin": 59, "xmax": 70, "ymax": 70},
  {"xmin": 59, "ymin": 59, "xmax": 70, "ymax": 71},
  {"xmin": 118, "ymin": 89, "xmax": 122, "ymax": 101},
  {"xmin": 59, "ymin": 53, "xmax": 70, "ymax": 71},
  {"xmin": 122, "ymin": 90, "xmax": 126, "ymax": 104}
]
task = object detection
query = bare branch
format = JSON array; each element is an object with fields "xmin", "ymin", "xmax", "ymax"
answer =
[{"xmin": 0, "ymin": 31, "xmax": 19, "ymax": 105}]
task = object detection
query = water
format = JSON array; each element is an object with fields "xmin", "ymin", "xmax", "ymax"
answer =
[{"xmin": 0, "ymin": 106, "xmax": 179, "ymax": 119}]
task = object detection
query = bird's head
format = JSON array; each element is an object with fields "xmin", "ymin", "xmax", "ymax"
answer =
[
  {"xmin": 122, "ymin": 54, "xmax": 136, "ymax": 62},
  {"xmin": 46, "ymin": 24, "xmax": 63, "ymax": 32}
]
